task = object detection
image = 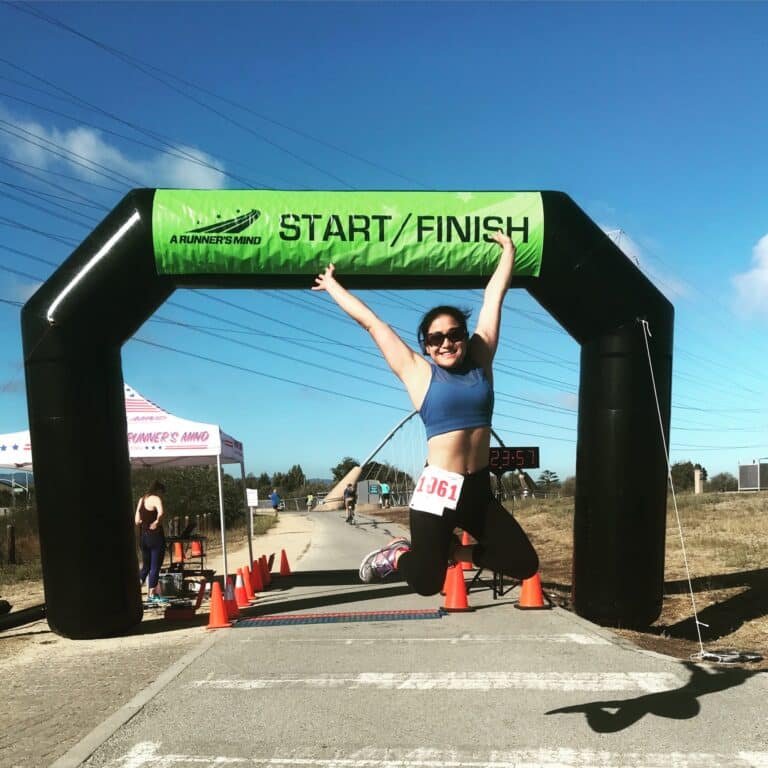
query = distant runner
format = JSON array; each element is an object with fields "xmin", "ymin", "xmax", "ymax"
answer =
[{"xmin": 343, "ymin": 483, "xmax": 357, "ymax": 524}]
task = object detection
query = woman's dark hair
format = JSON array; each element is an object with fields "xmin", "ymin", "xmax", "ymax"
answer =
[
  {"xmin": 417, "ymin": 305, "xmax": 472, "ymax": 353},
  {"xmin": 148, "ymin": 480, "xmax": 166, "ymax": 495}
]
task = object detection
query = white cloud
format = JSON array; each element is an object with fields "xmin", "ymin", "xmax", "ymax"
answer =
[
  {"xmin": 0, "ymin": 104, "xmax": 226, "ymax": 188},
  {"xmin": 731, "ymin": 234, "xmax": 768, "ymax": 316}
]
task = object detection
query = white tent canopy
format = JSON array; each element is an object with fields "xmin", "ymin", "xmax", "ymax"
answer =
[
  {"xmin": 125, "ymin": 384, "xmax": 243, "ymax": 467},
  {"xmin": 0, "ymin": 429, "xmax": 32, "ymax": 470},
  {"xmin": 0, "ymin": 384, "xmax": 249, "ymax": 578}
]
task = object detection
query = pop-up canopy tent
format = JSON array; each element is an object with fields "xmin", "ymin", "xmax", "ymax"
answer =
[
  {"xmin": 1, "ymin": 384, "xmax": 249, "ymax": 578},
  {"xmin": 124, "ymin": 384, "xmax": 249, "ymax": 578},
  {"xmin": 0, "ymin": 430, "xmax": 33, "ymax": 470}
]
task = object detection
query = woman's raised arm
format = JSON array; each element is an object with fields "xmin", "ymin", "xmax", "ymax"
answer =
[{"xmin": 472, "ymin": 231, "xmax": 516, "ymax": 367}]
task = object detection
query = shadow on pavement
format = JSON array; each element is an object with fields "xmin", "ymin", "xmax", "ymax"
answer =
[{"xmin": 546, "ymin": 661, "xmax": 764, "ymax": 732}]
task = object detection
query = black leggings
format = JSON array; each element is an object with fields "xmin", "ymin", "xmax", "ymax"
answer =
[
  {"xmin": 397, "ymin": 467, "xmax": 538, "ymax": 596},
  {"xmin": 139, "ymin": 530, "xmax": 165, "ymax": 590}
]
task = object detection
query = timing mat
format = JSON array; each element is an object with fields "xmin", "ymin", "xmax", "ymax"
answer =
[{"xmin": 235, "ymin": 608, "xmax": 445, "ymax": 627}]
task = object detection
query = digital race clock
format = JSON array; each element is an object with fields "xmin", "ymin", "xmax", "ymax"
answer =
[{"xmin": 488, "ymin": 446, "xmax": 540, "ymax": 473}]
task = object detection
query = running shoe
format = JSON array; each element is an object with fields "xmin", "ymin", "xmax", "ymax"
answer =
[
  {"xmin": 359, "ymin": 537, "xmax": 411, "ymax": 583},
  {"xmin": 147, "ymin": 594, "xmax": 170, "ymax": 604}
]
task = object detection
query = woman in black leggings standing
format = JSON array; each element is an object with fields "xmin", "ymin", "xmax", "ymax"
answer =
[
  {"xmin": 135, "ymin": 480, "xmax": 166, "ymax": 603},
  {"xmin": 312, "ymin": 231, "xmax": 538, "ymax": 592}
]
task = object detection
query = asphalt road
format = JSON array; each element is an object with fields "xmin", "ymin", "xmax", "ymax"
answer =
[{"xmin": 49, "ymin": 510, "xmax": 768, "ymax": 768}]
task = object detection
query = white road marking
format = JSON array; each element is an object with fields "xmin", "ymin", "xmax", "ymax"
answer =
[
  {"xmin": 740, "ymin": 756, "xmax": 768, "ymax": 768},
  {"xmin": 280, "ymin": 634, "xmax": 612, "ymax": 646},
  {"xmin": 112, "ymin": 742, "xmax": 768, "ymax": 768},
  {"xmin": 192, "ymin": 671, "xmax": 680, "ymax": 692}
]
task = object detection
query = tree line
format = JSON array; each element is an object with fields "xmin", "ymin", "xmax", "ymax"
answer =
[
  {"xmin": 1, "ymin": 458, "xmax": 742, "ymax": 528},
  {"xmin": 526, "ymin": 461, "xmax": 739, "ymax": 497}
]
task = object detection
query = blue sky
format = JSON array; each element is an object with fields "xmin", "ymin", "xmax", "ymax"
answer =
[{"xmin": 1, "ymin": 1, "xmax": 767, "ymax": 486}]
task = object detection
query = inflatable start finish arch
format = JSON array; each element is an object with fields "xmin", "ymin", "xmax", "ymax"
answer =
[{"xmin": 21, "ymin": 190, "xmax": 673, "ymax": 639}]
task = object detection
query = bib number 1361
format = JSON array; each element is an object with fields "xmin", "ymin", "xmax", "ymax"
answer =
[{"xmin": 409, "ymin": 466, "xmax": 465, "ymax": 517}]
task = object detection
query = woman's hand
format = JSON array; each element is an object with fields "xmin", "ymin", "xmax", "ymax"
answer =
[
  {"xmin": 490, "ymin": 230, "xmax": 515, "ymax": 253},
  {"xmin": 312, "ymin": 263, "xmax": 337, "ymax": 292},
  {"xmin": 149, "ymin": 521, "xmax": 158, "ymax": 531}
]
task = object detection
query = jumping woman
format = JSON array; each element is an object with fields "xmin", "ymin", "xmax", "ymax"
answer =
[{"xmin": 312, "ymin": 231, "xmax": 539, "ymax": 593}]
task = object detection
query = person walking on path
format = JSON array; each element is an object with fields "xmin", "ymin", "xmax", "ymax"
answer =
[
  {"xmin": 312, "ymin": 231, "xmax": 539, "ymax": 592},
  {"xmin": 379, "ymin": 481, "xmax": 391, "ymax": 509},
  {"xmin": 270, "ymin": 488, "xmax": 281, "ymax": 514},
  {"xmin": 135, "ymin": 480, "xmax": 167, "ymax": 603},
  {"xmin": 343, "ymin": 483, "xmax": 357, "ymax": 524}
]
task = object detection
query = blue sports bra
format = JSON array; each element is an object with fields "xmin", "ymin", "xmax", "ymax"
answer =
[{"xmin": 419, "ymin": 360, "xmax": 494, "ymax": 439}]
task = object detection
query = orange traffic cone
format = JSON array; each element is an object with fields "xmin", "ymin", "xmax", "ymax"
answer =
[
  {"xmin": 234, "ymin": 569, "xmax": 250, "ymax": 608},
  {"xmin": 260, "ymin": 555, "xmax": 272, "ymax": 587},
  {"xmin": 461, "ymin": 531, "xmax": 473, "ymax": 571},
  {"xmin": 251, "ymin": 559, "xmax": 264, "ymax": 592},
  {"xmin": 224, "ymin": 577, "xmax": 240, "ymax": 619},
  {"xmin": 279, "ymin": 549, "xmax": 292, "ymax": 576},
  {"xmin": 173, "ymin": 541, "xmax": 184, "ymax": 563},
  {"xmin": 515, "ymin": 573, "xmax": 551, "ymax": 610},
  {"xmin": 443, "ymin": 564, "xmax": 474, "ymax": 612},
  {"xmin": 206, "ymin": 581, "xmax": 231, "ymax": 629},
  {"xmin": 441, "ymin": 566, "xmax": 451, "ymax": 596},
  {"xmin": 243, "ymin": 565, "xmax": 257, "ymax": 602},
  {"xmin": 190, "ymin": 539, "xmax": 203, "ymax": 557}
]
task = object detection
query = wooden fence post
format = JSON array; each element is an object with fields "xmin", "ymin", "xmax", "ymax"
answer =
[{"xmin": 6, "ymin": 523, "xmax": 16, "ymax": 565}]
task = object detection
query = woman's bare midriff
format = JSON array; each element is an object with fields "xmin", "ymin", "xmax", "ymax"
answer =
[{"xmin": 425, "ymin": 427, "xmax": 491, "ymax": 475}]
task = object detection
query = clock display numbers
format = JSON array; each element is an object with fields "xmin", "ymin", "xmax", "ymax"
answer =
[{"xmin": 488, "ymin": 446, "xmax": 540, "ymax": 473}]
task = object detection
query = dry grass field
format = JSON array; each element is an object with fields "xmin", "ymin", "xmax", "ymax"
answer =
[{"xmin": 377, "ymin": 491, "xmax": 768, "ymax": 670}]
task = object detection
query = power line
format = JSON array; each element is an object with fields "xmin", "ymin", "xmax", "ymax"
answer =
[
  {"xmin": 5, "ymin": 6, "xmax": 352, "ymax": 187},
  {"xmin": 0, "ymin": 119, "xmax": 140, "ymax": 187},
  {"xmin": 0, "ymin": 216, "xmax": 78, "ymax": 246},
  {"xmin": 193, "ymin": 291, "xmax": 385, "ymax": 363},
  {"xmin": 0, "ymin": 177, "xmax": 106, "ymax": 217},
  {"xmin": 0, "ymin": 263, "xmax": 45, "ymax": 282},
  {"xmin": 8, "ymin": 2, "xmax": 424, "ymax": 188},
  {"xmin": 0, "ymin": 244, "xmax": 59, "ymax": 268},
  {"xmin": 0, "ymin": 187, "xmax": 97, "ymax": 229},
  {"xmin": 157, "ymin": 305, "xmax": 400, "ymax": 392},
  {"xmin": 130, "ymin": 336, "xmax": 409, "ymax": 414},
  {"xmin": 0, "ymin": 153, "xmax": 122, "ymax": 195}
]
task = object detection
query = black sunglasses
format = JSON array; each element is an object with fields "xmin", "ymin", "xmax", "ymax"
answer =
[{"xmin": 425, "ymin": 328, "xmax": 467, "ymax": 347}]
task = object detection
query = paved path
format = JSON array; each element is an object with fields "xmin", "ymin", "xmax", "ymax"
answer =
[
  {"xmin": 205, "ymin": 508, "xmax": 319, "ymax": 577},
  {"xmin": 43, "ymin": 509, "xmax": 768, "ymax": 768}
]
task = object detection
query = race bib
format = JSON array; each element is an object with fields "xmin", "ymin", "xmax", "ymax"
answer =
[{"xmin": 409, "ymin": 466, "xmax": 465, "ymax": 517}]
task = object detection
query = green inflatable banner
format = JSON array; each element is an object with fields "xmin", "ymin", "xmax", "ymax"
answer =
[{"xmin": 152, "ymin": 190, "xmax": 544, "ymax": 278}]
